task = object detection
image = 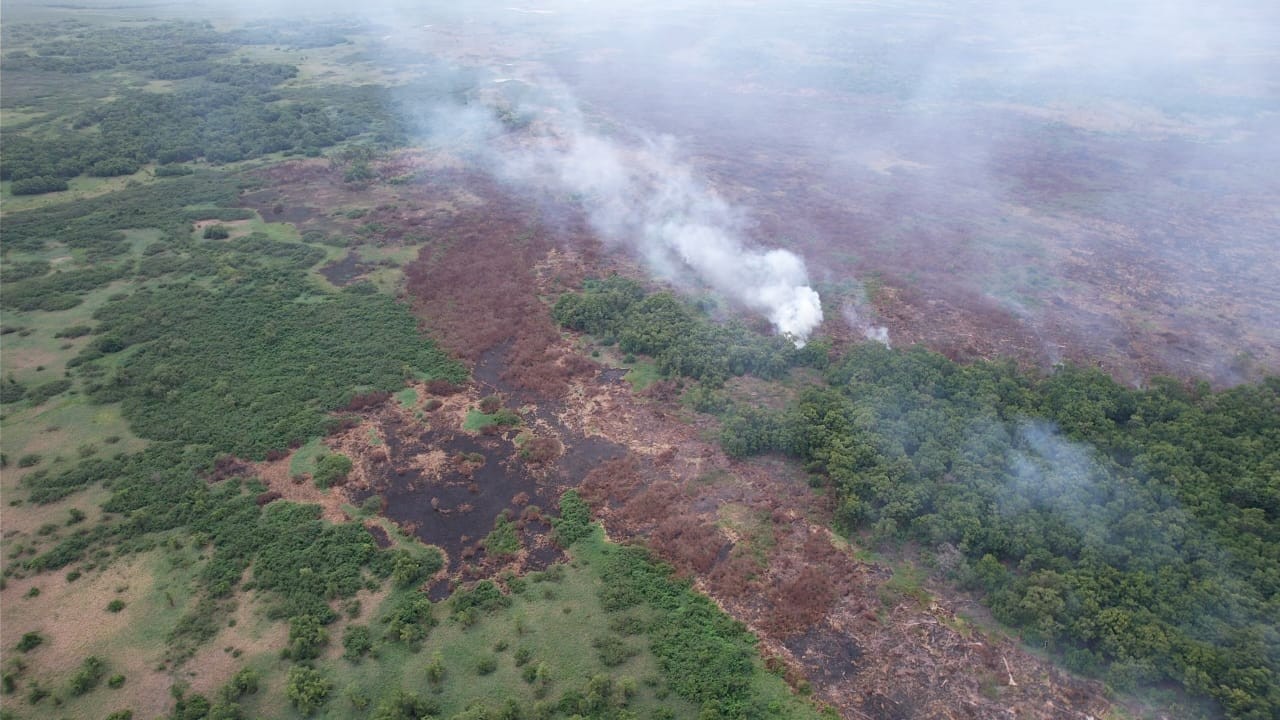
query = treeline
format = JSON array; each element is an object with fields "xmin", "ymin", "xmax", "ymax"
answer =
[
  {"xmin": 2, "ymin": 21, "xmax": 230, "ymax": 75},
  {"xmin": 552, "ymin": 276, "xmax": 824, "ymax": 384},
  {"xmin": 726, "ymin": 345, "xmax": 1279, "ymax": 720},
  {"xmin": 1, "ymin": 18, "xmax": 348, "ymax": 76}
]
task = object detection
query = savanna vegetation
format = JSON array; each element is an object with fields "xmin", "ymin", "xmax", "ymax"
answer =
[
  {"xmin": 5, "ymin": 9, "xmax": 1276, "ymax": 720},
  {"xmin": 0, "ymin": 17, "xmax": 824, "ymax": 720}
]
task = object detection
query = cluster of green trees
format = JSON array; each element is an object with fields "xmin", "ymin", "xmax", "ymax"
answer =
[
  {"xmin": 2, "ymin": 171, "xmax": 241, "ymax": 252},
  {"xmin": 2, "ymin": 71, "xmax": 401, "ymax": 187},
  {"xmin": 2, "ymin": 21, "xmax": 230, "ymax": 75},
  {"xmin": 716, "ymin": 344, "xmax": 1278, "ymax": 719},
  {"xmin": 553, "ymin": 276, "xmax": 820, "ymax": 384},
  {"xmin": 595, "ymin": 543, "xmax": 770, "ymax": 719},
  {"xmin": 547, "ymin": 496, "xmax": 775, "ymax": 720},
  {"xmin": 75, "ymin": 274, "xmax": 462, "ymax": 457}
]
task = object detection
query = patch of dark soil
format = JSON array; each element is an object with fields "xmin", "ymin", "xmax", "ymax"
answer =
[
  {"xmin": 365, "ymin": 523, "xmax": 392, "ymax": 549},
  {"xmin": 525, "ymin": 543, "xmax": 564, "ymax": 568},
  {"xmin": 361, "ymin": 384, "xmax": 622, "ymax": 573},
  {"xmin": 858, "ymin": 693, "xmax": 914, "ymax": 720},
  {"xmin": 239, "ymin": 187, "xmax": 315, "ymax": 225},
  {"xmin": 427, "ymin": 578, "xmax": 454, "ymax": 602},
  {"xmin": 599, "ymin": 368, "xmax": 628, "ymax": 384},
  {"xmin": 319, "ymin": 252, "xmax": 372, "ymax": 286},
  {"xmin": 783, "ymin": 624, "xmax": 862, "ymax": 686},
  {"xmin": 555, "ymin": 435, "xmax": 627, "ymax": 486}
]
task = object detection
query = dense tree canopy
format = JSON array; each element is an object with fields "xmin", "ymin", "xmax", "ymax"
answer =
[{"xmin": 733, "ymin": 346, "xmax": 1279, "ymax": 720}]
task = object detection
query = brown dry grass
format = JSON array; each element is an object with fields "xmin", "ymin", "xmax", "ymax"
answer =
[
  {"xmin": 183, "ymin": 592, "xmax": 289, "ymax": 697},
  {"xmin": 1, "ymin": 485, "xmax": 108, "ymax": 537},
  {"xmin": 3, "ymin": 346, "xmax": 61, "ymax": 372},
  {"xmin": 0, "ymin": 551, "xmax": 178, "ymax": 719},
  {"xmin": 252, "ymin": 451, "xmax": 350, "ymax": 524}
]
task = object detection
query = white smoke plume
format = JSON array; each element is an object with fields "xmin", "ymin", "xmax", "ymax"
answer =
[
  {"xmin": 540, "ymin": 125, "xmax": 823, "ymax": 344},
  {"xmin": 424, "ymin": 84, "xmax": 825, "ymax": 345}
]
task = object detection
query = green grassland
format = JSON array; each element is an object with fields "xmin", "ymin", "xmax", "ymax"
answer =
[{"xmin": 221, "ymin": 525, "xmax": 822, "ymax": 720}]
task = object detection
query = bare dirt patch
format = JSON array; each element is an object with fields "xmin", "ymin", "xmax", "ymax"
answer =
[
  {"xmin": 252, "ymin": 449, "xmax": 351, "ymax": 524},
  {"xmin": 183, "ymin": 593, "xmax": 289, "ymax": 698},
  {"xmin": 3, "ymin": 346, "xmax": 61, "ymax": 372}
]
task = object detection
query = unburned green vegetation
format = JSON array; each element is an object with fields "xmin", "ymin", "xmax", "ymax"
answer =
[
  {"xmin": 1, "ymin": 19, "xmax": 405, "ymax": 196},
  {"xmin": 0, "ymin": 45, "xmax": 819, "ymax": 720}
]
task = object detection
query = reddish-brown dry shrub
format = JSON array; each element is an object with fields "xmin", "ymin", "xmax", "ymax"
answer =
[
  {"xmin": 424, "ymin": 398, "xmax": 444, "ymax": 411},
  {"xmin": 618, "ymin": 479, "xmax": 681, "ymax": 525},
  {"xmin": 708, "ymin": 552, "xmax": 761, "ymax": 600},
  {"xmin": 344, "ymin": 391, "xmax": 391, "ymax": 411},
  {"xmin": 425, "ymin": 379, "xmax": 462, "ymax": 396},
  {"xmin": 256, "ymin": 491, "xmax": 283, "ymax": 506},
  {"xmin": 519, "ymin": 437, "xmax": 562, "ymax": 464},
  {"xmin": 580, "ymin": 455, "xmax": 645, "ymax": 507},
  {"xmin": 642, "ymin": 380, "xmax": 680, "ymax": 402},
  {"xmin": 207, "ymin": 454, "xmax": 251, "ymax": 481},
  {"xmin": 766, "ymin": 564, "xmax": 837, "ymax": 633},
  {"xmin": 402, "ymin": 174, "xmax": 601, "ymax": 400},
  {"xmin": 650, "ymin": 514, "xmax": 725, "ymax": 575}
]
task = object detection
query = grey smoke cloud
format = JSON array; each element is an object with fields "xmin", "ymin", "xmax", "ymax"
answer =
[{"xmin": 182, "ymin": 0, "xmax": 1278, "ymax": 375}]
